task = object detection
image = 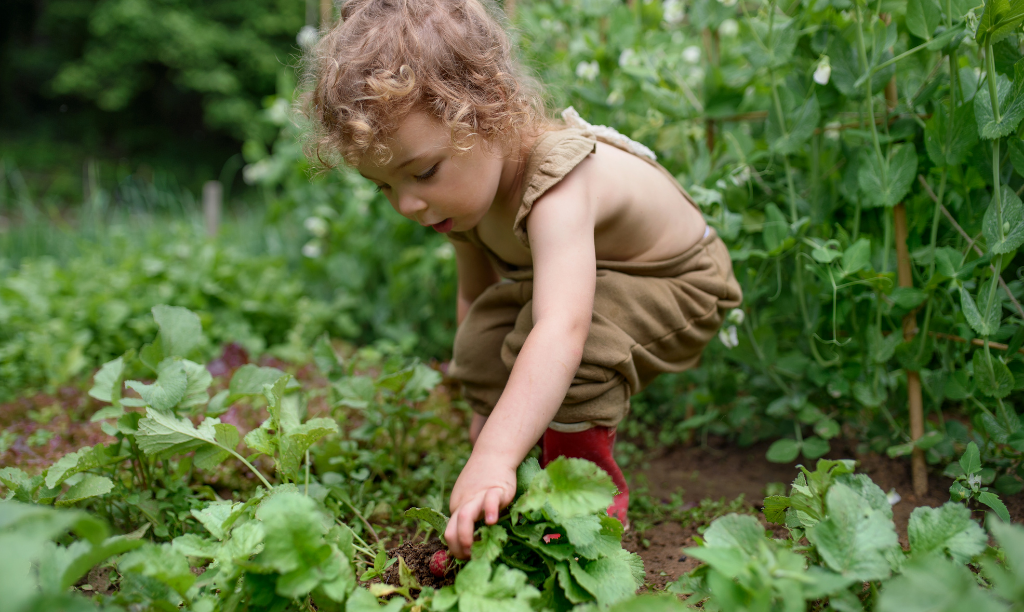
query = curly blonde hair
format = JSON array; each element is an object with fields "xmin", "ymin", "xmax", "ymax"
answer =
[{"xmin": 303, "ymin": 0, "xmax": 549, "ymax": 169}]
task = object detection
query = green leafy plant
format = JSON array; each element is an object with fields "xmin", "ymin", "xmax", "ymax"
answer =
[{"xmin": 673, "ymin": 458, "xmax": 1021, "ymax": 611}]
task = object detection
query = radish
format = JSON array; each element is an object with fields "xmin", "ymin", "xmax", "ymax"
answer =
[{"xmin": 429, "ymin": 549, "xmax": 450, "ymax": 578}]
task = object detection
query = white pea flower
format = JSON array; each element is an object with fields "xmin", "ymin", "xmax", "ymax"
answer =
[
  {"xmin": 266, "ymin": 98, "xmax": 291, "ymax": 126},
  {"xmin": 886, "ymin": 489, "xmax": 901, "ymax": 506},
  {"xmin": 434, "ymin": 242, "xmax": 455, "ymax": 260},
  {"xmin": 824, "ymin": 121, "xmax": 842, "ymax": 140},
  {"xmin": 718, "ymin": 0, "xmax": 737, "ymax": 6},
  {"xmin": 682, "ymin": 45, "xmax": 702, "ymax": 64},
  {"xmin": 575, "ymin": 60, "xmax": 600, "ymax": 82},
  {"xmin": 619, "ymin": 48, "xmax": 638, "ymax": 68},
  {"xmin": 663, "ymin": 0, "xmax": 684, "ymax": 24},
  {"xmin": 302, "ymin": 241, "xmax": 323, "ymax": 258},
  {"xmin": 813, "ymin": 56, "xmax": 832, "ymax": 86},
  {"xmin": 730, "ymin": 165, "xmax": 751, "ymax": 186},
  {"xmin": 297, "ymin": 25, "xmax": 319, "ymax": 50},
  {"xmin": 726, "ymin": 308, "xmax": 745, "ymax": 325},
  {"xmin": 242, "ymin": 160, "xmax": 271, "ymax": 185},
  {"xmin": 304, "ymin": 216, "xmax": 329, "ymax": 237},
  {"xmin": 606, "ymin": 89, "xmax": 625, "ymax": 106},
  {"xmin": 719, "ymin": 325, "xmax": 739, "ymax": 348},
  {"xmin": 968, "ymin": 473, "xmax": 982, "ymax": 488},
  {"xmin": 719, "ymin": 19, "xmax": 739, "ymax": 37}
]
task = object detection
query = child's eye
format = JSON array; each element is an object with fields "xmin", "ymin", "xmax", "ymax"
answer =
[
  {"xmin": 375, "ymin": 183, "xmax": 389, "ymax": 193},
  {"xmin": 414, "ymin": 163, "xmax": 439, "ymax": 182}
]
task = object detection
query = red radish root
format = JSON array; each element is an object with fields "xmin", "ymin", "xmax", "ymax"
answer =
[{"xmin": 429, "ymin": 549, "xmax": 450, "ymax": 578}]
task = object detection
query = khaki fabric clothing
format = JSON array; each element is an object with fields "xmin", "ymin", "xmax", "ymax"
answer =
[{"xmin": 448, "ymin": 127, "xmax": 742, "ymax": 428}]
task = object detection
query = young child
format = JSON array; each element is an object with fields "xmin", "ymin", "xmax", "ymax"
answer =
[{"xmin": 306, "ymin": 0, "xmax": 741, "ymax": 560}]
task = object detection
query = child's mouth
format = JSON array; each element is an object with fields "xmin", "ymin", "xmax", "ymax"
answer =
[{"xmin": 432, "ymin": 219, "xmax": 454, "ymax": 233}]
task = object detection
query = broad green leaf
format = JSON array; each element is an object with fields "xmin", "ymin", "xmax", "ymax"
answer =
[
  {"xmin": 88, "ymin": 356, "xmax": 125, "ymax": 404},
  {"xmin": 278, "ymin": 417, "xmax": 339, "ymax": 482},
  {"xmin": 973, "ymin": 350, "xmax": 1014, "ymax": 398},
  {"xmin": 841, "ymin": 238, "xmax": 871, "ymax": 276},
  {"xmin": 555, "ymin": 561, "xmax": 595, "ymax": 604},
  {"xmin": 908, "ymin": 503, "xmax": 987, "ymax": 563},
  {"xmin": 924, "ymin": 102, "xmax": 978, "ymax": 167},
  {"xmin": 194, "ymin": 423, "xmax": 240, "ymax": 471},
  {"xmin": 974, "ymin": 0, "xmax": 1024, "ymax": 46},
  {"xmin": 56, "ymin": 475, "xmax": 113, "ymax": 507},
  {"xmin": 983, "ymin": 185, "xmax": 1024, "ymax": 254},
  {"xmin": 191, "ymin": 500, "xmax": 245, "ymax": 540},
  {"xmin": 766, "ymin": 438, "xmax": 800, "ymax": 463},
  {"xmin": 472, "ymin": 524, "xmax": 507, "ymax": 563},
  {"xmin": 400, "ymin": 363, "xmax": 442, "ymax": 401},
  {"xmin": 405, "ymin": 507, "xmax": 449, "ymax": 544},
  {"xmin": 569, "ymin": 549, "xmax": 644, "ymax": 606},
  {"xmin": 742, "ymin": 18, "xmax": 798, "ymax": 70},
  {"xmin": 806, "ymin": 483, "xmax": 899, "ymax": 581},
  {"xmin": 977, "ymin": 491, "xmax": 1011, "ymax": 522},
  {"xmin": 119, "ymin": 542, "xmax": 195, "ymax": 598},
  {"xmin": 255, "ymin": 492, "xmax": 330, "ymax": 574},
  {"xmin": 834, "ymin": 473, "xmax": 893, "ymax": 519},
  {"xmin": 762, "ymin": 203, "xmax": 789, "ymax": 252},
  {"xmin": 986, "ymin": 518, "xmax": 1024, "ymax": 596},
  {"xmin": 228, "ymin": 364, "xmax": 291, "ymax": 400},
  {"xmin": 868, "ymin": 326, "xmax": 903, "ymax": 363},
  {"xmin": 126, "ymin": 359, "xmax": 188, "ymax": 412},
  {"xmin": 0, "ymin": 500, "xmax": 108, "ymax": 544},
  {"xmin": 958, "ymin": 285, "xmax": 1000, "ymax": 336},
  {"xmin": 45, "ymin": 445, "xmax": 120, "ymax": 488},
  {"xmin": 907, "ymin": 0, "xmax": 942, "ymax": 39},
  {"xmin": 702, "ymin": 513, "xmax": 764, "ymax": 555},
  {"xmin": 974, "ymin": 60, "xmax": 1024, "ymax": 139},
  {"xmin": 572, "ymin": 514, "xmax": 626, "ymax": 560},
  {"xmin": 513, "ymin": 457, "xmax": 616, "ymax": 521},
  {"xmin": 859, "ymin": 145, "xmax": 918, "ymax": 208},
  {"xmin": 135, "ymin": 408, "xmax": 233, "ymax": 461},
  {"xmin": 763, "ymin": 496, "xmax": 791, "ymax": 524},
  {"xmin": 877, "ymin": 555, "xmax": 1005, "ymax": 612},
  {"xmin": 1010, "ymin": 136, "xmax": 1024, "ymax": 176},
  {"xmin": 934, "ymin": 247, "xmax": 964, "ymax": 279},
  {"xmin": 178, "ymin": 359, "xmax": 212, "ymax": 409},
  {"xmin": 802, "ymin": 436, "xmax": 831, "ymax": 459},
  {"xmin": 768, "ymin": 95, "xmax": 820, "ymax": 156},
  {"xmin": 959, "ymin": 441, "xmax": 982, "ymax": 475},
  {"xmin": 151, "ymin": 305, "xmax": 203, "ymax": 359},
  {"xmin": 312, "ymin": 333, "xmax": 343, "ymax": 378}
]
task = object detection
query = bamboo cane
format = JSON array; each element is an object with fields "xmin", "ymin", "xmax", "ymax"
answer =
[{"xmin": 894, "ymin": 204, "xmax": 928, "ymax": 496}]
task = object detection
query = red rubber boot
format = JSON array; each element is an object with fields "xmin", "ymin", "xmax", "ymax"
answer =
[{"xmin": 541, "ymin": 426, "xmax": 629, "ymax": 527}]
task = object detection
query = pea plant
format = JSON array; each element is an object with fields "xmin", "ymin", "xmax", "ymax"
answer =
[{"xmin": 517, "ymin": 0, "xmax": 1024, "ymax": 494}]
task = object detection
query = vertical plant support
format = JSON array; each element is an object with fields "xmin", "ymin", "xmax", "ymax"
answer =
[
  {"xmin": 894, "ymin": 204, "xmax": 928, "ymax": 496},
  {"xmin": 203, "ymin": 180, "xmax": 222, "ymax": 238},
  {"xmin": 320, "ymin": 0, "xmax": 333, "ymax": 27}
]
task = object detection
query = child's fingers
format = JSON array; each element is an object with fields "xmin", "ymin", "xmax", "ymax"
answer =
[
  {"xmin": 483, "ymin": 488, "xmax": 502, "ymax": 524},
  {"xmin": 457, "ymin": 502, "xmax": 479, "ymax": 556}
]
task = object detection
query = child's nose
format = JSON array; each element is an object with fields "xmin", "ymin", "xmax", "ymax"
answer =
[{"xmin": 397, "ymin": 193, "xmax": 428, "ymax": 219}]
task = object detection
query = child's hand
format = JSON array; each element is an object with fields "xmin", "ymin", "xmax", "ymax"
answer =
[{"xmin": 445, "ymin": 452, "xmax": 516, "ymax": 559}]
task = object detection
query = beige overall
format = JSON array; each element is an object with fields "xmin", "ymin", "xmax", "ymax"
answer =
[{"xmin": 448, "ymin": 127, "xmax": 742, "ymax": 429}]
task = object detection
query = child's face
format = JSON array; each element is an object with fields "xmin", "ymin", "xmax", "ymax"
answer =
[{"xmin": 355, "ymin": 110, "xmax": 508, "ymax": 234}]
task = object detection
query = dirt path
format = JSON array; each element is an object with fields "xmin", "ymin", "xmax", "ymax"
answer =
[{"xmin": 625, "ymin": 439, "xmax": 1024, "ymax": 590}]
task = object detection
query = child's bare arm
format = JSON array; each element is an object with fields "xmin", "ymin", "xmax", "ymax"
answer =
[
  {"xmin": 452, "ymin": 239, "xmax": 500, "ymax": 326},
  {"xmin": 445, "ymin": 171, "xmax": 597, "ymax": 558}
]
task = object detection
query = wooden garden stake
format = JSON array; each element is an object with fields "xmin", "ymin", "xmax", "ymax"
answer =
[
  {"xmin": 894, "ymin": 204, "xmax": 928, "ymax": 496},
  {"xmin": 203, "ymin": 180, "xmax": 222, "ymax": 238},
  {"xmin": 320, "ymin": 0, "xmax": 333, "ymax": 27}
]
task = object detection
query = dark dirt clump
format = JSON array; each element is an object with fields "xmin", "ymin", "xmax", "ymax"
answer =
[{"xmin": 382, "ymin": 539, "xmax": 456, "ymax": 590}]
